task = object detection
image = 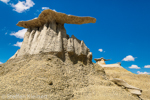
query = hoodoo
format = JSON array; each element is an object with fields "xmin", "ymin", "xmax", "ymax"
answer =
[
  {"xmin": 0, "ymin": 9, "xmax": 148, "ymax": 100},
  {"xmin": 94, "ymin": 57, "xmax": 122, "ymax": 68},
  {"xmin": 11, "ymin": 9, "xmax": 96, "ymax": 63}
]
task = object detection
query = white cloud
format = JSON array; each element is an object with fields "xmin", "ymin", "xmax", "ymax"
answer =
[
  {"xmin": 13, "ymin": 41, "xmax": 22, "ymax": 47},
  {"xmin": 52, "ymin": 9, "xmax": 56, "ymax": 12},
  {"xmin": 0, "ymin": 0, "xmax": 10, "ymax": 4},
  {"xmin": 144, "ymin": 65, "xmax": 150, "ymax": 68},
  {"xmin": 129, "ymin": 65, "xmax": 140, "ymax": 69},
  {"xmin": 11, "ymin": 0, "xmax": 35, "ymax": 13},
  {"xmin": 42, "ymin": 7, "xmax": 56, "ymax": 12},
  {"xmin": 34, "ymin": 17, "xmax": 37, "ymax": 19},
  {"xmin": 137, "ymin": 71, "xmax": 150, "ymax": 75},
  {"xmin": 98, "ymin": 49, "xmax": 103, "ymax": 52},
  {"xmin": 122, "ymin": 55, "xmax": 136, "ymax": 61},
  {"xmin": 10, "ymin": 29, "xmax": 27, "ymax": 39},
  {"xmin": 42, "ymin": 7, "xmax": 49, "ymax": 10},
  {"xmin": 0, "ymin": 62, "xmax": 3, "ymax": 64}
]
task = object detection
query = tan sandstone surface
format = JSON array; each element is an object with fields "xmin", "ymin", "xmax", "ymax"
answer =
[
  {"xmin": 104, "ymin": 67, "xmax": 150, "ymax": 100},
  {"xmin": 0, "ymin": 54, "xmax": 141, "ymax": 100},
  {"xmin": 94, "ymin": 57, "xmax": 122, "ymax": 68}
]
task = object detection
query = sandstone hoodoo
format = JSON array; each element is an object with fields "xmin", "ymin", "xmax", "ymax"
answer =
[
  {"xmin": 1, "ymin": 9, "xmax": 148, "ymax": 100},
  {"xmin": 94, "ymin": 57, "xmax": 122, "ymax": 68},
  {"xmin": 11, "ymin": 9, "xmax": 96, "ymax": 63}
]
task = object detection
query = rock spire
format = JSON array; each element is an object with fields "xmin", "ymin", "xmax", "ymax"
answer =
[{"xmin": 11, "ymin": 9, "xmax": 96, "ymax": 63}]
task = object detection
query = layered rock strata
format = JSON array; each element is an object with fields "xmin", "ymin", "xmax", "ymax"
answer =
[
  {"xmin": 11, "ymin": 9, "xmax": 95, "ymax": 63},
  {"xmin": 111, "ymin": 78, "xmax": 142, "ymax": 96}
]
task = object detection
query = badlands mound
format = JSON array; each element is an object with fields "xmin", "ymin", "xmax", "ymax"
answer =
[
  {"xmin": 104, "ymin": 67, "xmax": 150, "ymax": 100},
  {"xmin": 0, "ymin": 54, "xmax": 141, "ymax": 100},
  {"xmin": 0, "ymin": 9, "xmax": 149, "ymax": 100}
]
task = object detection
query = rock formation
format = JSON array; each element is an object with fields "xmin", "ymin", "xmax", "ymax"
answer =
[
  {"xmin": 103, "ymin": 67, "xmax": 150, "ymax": 100},
  {"xmin": 95, "ymin": 58, "xmax": 143, "ymax": 97},
  {"xmin": 111, "ymin": 78, "xmax": 142, "ymax": 96},
  {"xmin": 0, "ymin": 54, "xmax": 141, "ymax": 100},
  {"xmin": 17, "ymin": 9, "xmax": 96, "ymax": 28},
  {"xmin": 11, "ymin": 9, "xmax": 95, "ymax": 63},
  {"xmin": 1, "ymin": 9, "xmax": 148, "ymax": 100},
  {"xmin": 94, "ymin": 57, "xmax": 122, "ymax": 68}
]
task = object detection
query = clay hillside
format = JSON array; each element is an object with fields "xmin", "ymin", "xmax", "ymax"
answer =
[{"xmin": 0, "ymin": 9, "xmax": 150, "ymax": 100}]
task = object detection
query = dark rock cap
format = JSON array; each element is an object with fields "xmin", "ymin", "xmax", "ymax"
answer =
[{"xmin": 17, "ymin": 9, "xmax": 96, "ymax": 28}]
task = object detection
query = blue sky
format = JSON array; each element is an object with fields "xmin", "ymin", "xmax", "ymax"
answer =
[{"xmin": 0, "ymin": 0, "xmax": 150, "ymax": 75}]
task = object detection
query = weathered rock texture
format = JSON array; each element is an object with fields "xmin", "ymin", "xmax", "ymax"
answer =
[
  {"xmin": 11, "ymin": 9, "xmax": 94, "ymax": 63},
  {"xmin": 104, "ymin": 67, "xmax": 150, "ymax": 100},
  {"xmin": 94, "ymin": 57, "xmax": 122, "ymax": 68},
  {"xmin": 0, "ymin": 54, "xmax": 141, "ymax": 100},
  {"xmin": 111, "ymin": 78, "xmax": 142, "ymax": 96},
  {"xmin": 17, "ymin": 9, "xmax": 96, "ymax": 28}
]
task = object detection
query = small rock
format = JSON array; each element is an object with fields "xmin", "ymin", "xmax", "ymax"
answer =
[
  {"xmin": 49, "ymin": 81, "xmax": 53, "ymax": 85},
  {"xmin": 47, "ymin": 58, "xmax": 51, "ymax": 61}
]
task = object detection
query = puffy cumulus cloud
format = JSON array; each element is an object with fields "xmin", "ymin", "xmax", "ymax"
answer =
[
  {"xmin": 129, "ymin": 65, "xmax": 140, "ymax": 69},
  {"xmin": 13, "ymin": 41, "xmax": 22, "ymax": 47},
  {"xmin": 10, "ymin": 29, "xmax": 27, "ymax": 39},
  {"xmin": 0, "ymin": 0, "xmax": 10, "ymax": 4},
  {"xmin": 11, "ymin": 0, "xmax": 35, "ymax": 13},
  {"xmin": 98, "ymin": 49, "xmax": 103, "ymax": 52},
  {"xmin": 137, "ymin": 71, "xmax": 150, "ymax": 75},
  {"xmin": 122, "ymin": 55, "xmax": 136, "ymax": 61},
  {"xmin": 144, "ymin": 65, "xmax": 150, "ymax": 68},
  {"xmin": 42, "ymin": 7, "xmax": 49, "ymax": 10},
  {"xmin": 0, "ymin": 62, "xmax": 3, "ymax": 64}
]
